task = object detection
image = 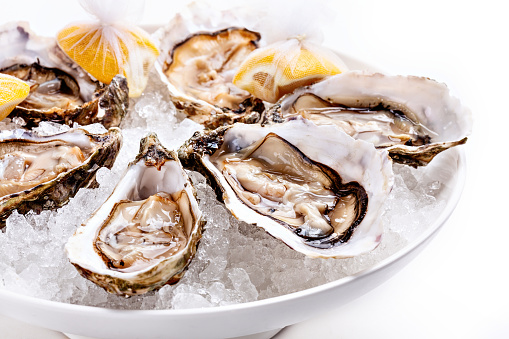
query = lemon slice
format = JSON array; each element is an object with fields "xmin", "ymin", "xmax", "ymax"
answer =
[
  {"xmin": 0, "ymin": 74, "xmax": 30, "ymax": 121},
  {"xmin": 233, "ymin": 38, "xmax": 347, "ymax": 103},
  {"xmin": 57, "ymin": 24, "xmax": 159, "ymax": 97}
]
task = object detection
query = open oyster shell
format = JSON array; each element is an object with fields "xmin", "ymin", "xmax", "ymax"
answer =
[
  {"xmin": 263, "ymin": 71, "xmax": 472, "ymax": 167},
  {"xmin": 179, "ymin": 118, "xmax": 393, "ymax": 258},
  {"xmin": 0, "ymin": 22, "xmax": 128, "ymax": 129},
  {"xmin": 66, "ymin": 133, "xmax": 204, "ymax": 296},
  {"xmin": 0, "ymin": 126, "xmax": 122, "ymax": 225},
  {"xmin": 155, "ymin": 13, "xmax": 265, "ymax": 129}
]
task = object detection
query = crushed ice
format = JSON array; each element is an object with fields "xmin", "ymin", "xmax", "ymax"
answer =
[{"xmin": 0, "ymin": 69, "xmax": 449, "ymax": 310}]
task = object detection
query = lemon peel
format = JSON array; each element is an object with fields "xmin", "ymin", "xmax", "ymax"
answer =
[
  {"xmin": 57, "ymin": 24, "xmax": 159, "ymax": 98},
  {"xmin": 0, "ymin": 74, "xmax": 30, "ymax": 121},
  {"xmin": 233, "ymin": 38, "xmax": 347, "ymax": 103}
]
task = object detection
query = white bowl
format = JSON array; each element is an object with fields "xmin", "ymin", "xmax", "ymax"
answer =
[
  {"xmin": 0, "ymin": 142, "xmax": 466, "ymax": 339},
  {"xmin": 0, "ymin": 48, "xmax": 468, "ymax": 339}
]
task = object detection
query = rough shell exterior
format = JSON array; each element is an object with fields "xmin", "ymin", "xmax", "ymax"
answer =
[
  {"xmin": 0, "ymin": 22, "xmax": 129, "ymax": 129},
  {"xmin": 0, "ymin": 127, "xmax": 122, "ymax": 225},
  {"xmin": 179, "ymin": 118, "xmax": 394, "ymax": 258},
  {"xmin": 155, "ymin": 22, "xmax": 266, "ymax": 129},
  {"xmin": 66, "ymin": 134, "xmax": 205, "ymax": 296},
  {"xmin": 263, "ymin": 71, "xmax": 472, "ymax": 167}
]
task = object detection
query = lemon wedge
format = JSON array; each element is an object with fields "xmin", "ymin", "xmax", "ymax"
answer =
[
  {"xmin": 57, "ymin": 24, "xmax": 159, "ymax": 97},
  {"xmin": 0, "ymin": 74, "xmax": 30, "ymax": 121},
  {"xmin": 233, "ymin": 38, "xmax": 347, "ymax": 103}
]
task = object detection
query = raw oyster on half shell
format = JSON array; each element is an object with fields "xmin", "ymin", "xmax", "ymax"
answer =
[
  {"xmin": 263, "ymin": 71, "xmax": 472, "ymax": 167},
  {"xmin": 66, "ymin": 133, "xmax": 204, "ymax": 296},
  {"xmin": 179, "ymin": 118, "xmax": 393, "ymax": 258},
  {"xmin": 156, "ymin": 22, "xmax": 265, "ymax": 129},
  {"xmin": 0, "ymin": 22, "xmax": 128, "ymax": 128},
  {"xmin": 0, "ymin": 126, "xmax": 122, "ymax": 224}
]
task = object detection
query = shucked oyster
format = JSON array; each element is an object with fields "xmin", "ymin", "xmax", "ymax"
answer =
[
  {"xmin": 263, "ymin": 71, "xmax": 472, "ymax": 167},
  {"xmin": 0, "ymin": 126, "xmax": 122, "ymax": 225},
  {"xmin": 0, "ymin": 22, "xmax": 128, "ymax": 128},
  {"xmin": 179, "ymin": 118, "xmax": 393, "ymax": 258},
  {"xmin": 66, "ymin": 133, "xmax": 204, "ymax": 296},
  {"xmin": 1, "ymin": 62, "xmax": 83, "ymax": 110},
  {"xmin": 156, "ymin": 23, "xmax": 265, "ymax": 129}
]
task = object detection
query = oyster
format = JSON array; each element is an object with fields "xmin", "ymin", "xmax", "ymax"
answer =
[
  {"xmin": 66, "ymin": 133, "xmax": 204, "ymax": 296},
  {"xmin": 156, "ymin": 22, "xmax": 265, "ymax": 129},
  {"xmin": 179, "ymin": 118, "xmax": 393, "ymax": 258},
  {"xmin": 0, "ymin": 22, "xmax": 128, "ymax": 128},
  {"xmin": 263, "ymin": 71, "xmax": 472, "ymax": 167},
  {"xmin": 0, "ymin": 126, "xmax": 122, "ymax": 224}
]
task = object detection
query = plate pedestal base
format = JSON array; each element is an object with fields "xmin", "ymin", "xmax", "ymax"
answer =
[{"xmin": 64, "ymin": 328, "xmax": 283, "ymax": 339}]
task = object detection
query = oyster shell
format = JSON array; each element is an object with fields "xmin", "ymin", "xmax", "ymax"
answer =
[
  {"xmin": 156, "ymin": 22, "xmax": 265, "ymax": 129},
  {"xmin": 0, "ymin": 126, "xmax": 122, "ymax": 224},
  {"xmin": 0, "ymin": 22, "xmax": 128, "ymax": 128},
  {"xmin": 66, "ymin": 133, "xmax": 204, "ymax": 296},
  {"xmin": 179, "ymin": 118, "xmax": 393, "ymax": 258},
  {"xmin": 263, "ymin": 71, "xmax": 472, "ymax": 167}
]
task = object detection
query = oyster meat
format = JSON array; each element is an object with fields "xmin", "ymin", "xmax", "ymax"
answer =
[
  {"xmin": 0, "ymin": 22, "xmax": 128, "ymax": 128},
  {"xmin": 1, "ymin": 62, "xmax": 83, "ymax": 110},
  {"xmin": 179, "ymin": 118, "xmax": 393, "ymax": 258},
  {"xmin": 0, "ymin": 126, "xmax": 122, "ymax": 224},
  {"xmin": 156, "ymin": 23, "xmax": 265, "ymax": 129},
  {"xmin": 66, "ymin": 133, "xmax": 204, "ymax": 296},
  {"xmin": 264, "ymin": 71, "xmax": 472, "ymax": 167}
]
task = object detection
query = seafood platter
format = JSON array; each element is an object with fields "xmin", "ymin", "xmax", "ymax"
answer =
[{"xmin": 0, "ymin": 1, "xmax": 471, "ymax": 338}]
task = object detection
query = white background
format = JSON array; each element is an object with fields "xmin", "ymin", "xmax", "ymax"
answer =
[{"xmin": 0, "ymin": 0, "xmax": 508, "ymax": 338}]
